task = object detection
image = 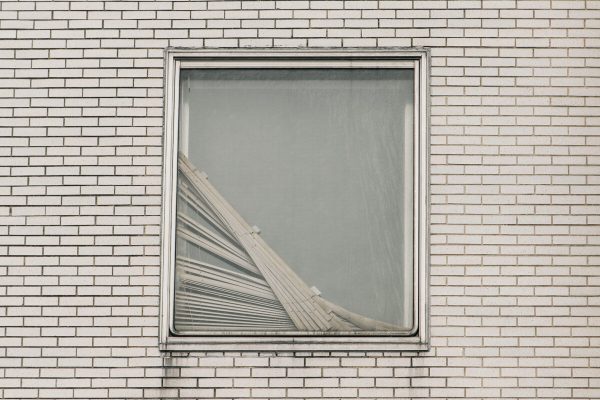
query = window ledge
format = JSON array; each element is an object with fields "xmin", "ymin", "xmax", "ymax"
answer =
[{"xmin": 159, "ymin": 335, "xmax": 429, "ymax": 352}]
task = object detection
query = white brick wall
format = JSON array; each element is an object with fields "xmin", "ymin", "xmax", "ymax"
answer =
[{"xmin": 1, "ymin": 0, "xmax": 599, "ymax": 398}]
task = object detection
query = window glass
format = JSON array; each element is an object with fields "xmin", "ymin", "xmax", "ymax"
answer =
[{"xmin": 174, "ymin": 68, "xmax": 414, "ymax": 332}]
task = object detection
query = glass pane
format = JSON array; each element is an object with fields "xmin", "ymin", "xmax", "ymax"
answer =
[{"xmin": 174, "ymin": 68, "xmax": 414, "ymax": 332}]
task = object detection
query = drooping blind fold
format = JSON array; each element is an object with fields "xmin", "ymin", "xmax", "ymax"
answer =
[{"xmin": 175, "ymin": 68, "xmax": 414, "ymax": 332}]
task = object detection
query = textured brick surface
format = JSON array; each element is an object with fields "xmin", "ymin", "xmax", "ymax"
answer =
[{"xmin": 1, "ymin": 0, "xmax": 599, "ymax": 398}]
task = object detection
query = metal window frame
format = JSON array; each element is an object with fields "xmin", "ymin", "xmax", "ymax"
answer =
[{"xmin": 160, "ymin": 48, "xmax": 430, "ymax": 351}]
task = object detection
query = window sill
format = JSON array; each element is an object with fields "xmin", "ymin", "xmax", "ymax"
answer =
[{"xmin": 159, "ymin": 334, "xmax": 429, "ymax": 352}]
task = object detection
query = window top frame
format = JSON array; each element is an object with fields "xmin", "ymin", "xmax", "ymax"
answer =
[{"xmin": 160, "ymin": 48, "xmax": 430, "ymax": 352}]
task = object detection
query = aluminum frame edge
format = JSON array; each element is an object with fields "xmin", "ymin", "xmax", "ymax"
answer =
[{"xmin": 159, "ymin": 47, "xmax": 431, "ymax": 352}]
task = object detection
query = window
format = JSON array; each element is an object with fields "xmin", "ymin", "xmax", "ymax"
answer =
[{"xmin": 160, "ymin": 49, "xmax": 429, "ymax": 351}]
